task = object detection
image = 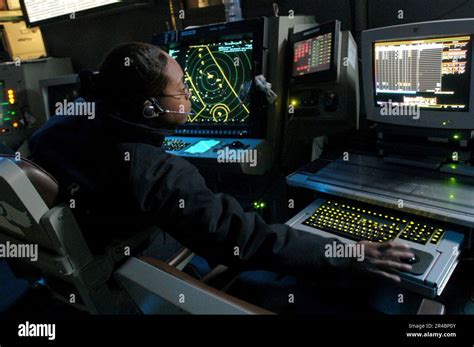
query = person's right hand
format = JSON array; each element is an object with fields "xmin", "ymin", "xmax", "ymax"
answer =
[{"xmin": 354, "ymin": 241, "xmax": 415, "ymax": 283}]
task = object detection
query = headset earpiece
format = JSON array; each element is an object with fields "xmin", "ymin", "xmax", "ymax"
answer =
[{"xmin": 143, "ymin": 97, "xmax": 164, "ymax": 119}]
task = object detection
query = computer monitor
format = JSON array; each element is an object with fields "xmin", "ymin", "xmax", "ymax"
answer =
[
  {"xmin": 20, "ymin": 0, "xmax": 145, "ymax": 27},
  {"xmin": 290, "ymin": 20, "xmax": 341, "ymax": 84},
  {"xmin": 153, "ymin": 18, "xmax": 267, "ymax": 138},
  {"xmin": 39, "ymin": 74, "xmax": 80, "ymax": 120},
  {"xmin": 285, "ymin": 19, "xmax": 358, "ymax": 129},
  {"xmin": 283, "ymin": 20, "xmax": 359, "ymax": 169},
  {"xmin": 362, "ymin": 19, "xmax": 474, "ymax": 129}
]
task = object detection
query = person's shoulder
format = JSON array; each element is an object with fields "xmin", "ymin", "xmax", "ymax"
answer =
[
  {"xmin": 32, "ymin": 114, "xmax": 100, "ymax": 139},
  {"xmin": 30, "ymin": 116, "xmax": 85, "ymax": 152}
]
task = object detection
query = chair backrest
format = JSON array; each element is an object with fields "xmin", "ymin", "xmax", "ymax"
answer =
[
  {"xmin": 0, "ymin": 156, "xmax": 93, "ymax": 270},
  {"xmin": 0, "ymin": 156, "xmax": 120, "ymax": 313},
  {"xmin": 0, "ymin": 155, "xmax": 56, "ymax": 245}
]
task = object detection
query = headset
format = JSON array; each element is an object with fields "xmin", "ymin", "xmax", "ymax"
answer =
[{"xmin": 142, "ymin": 97, "xmax": 195, "ymax": 119}]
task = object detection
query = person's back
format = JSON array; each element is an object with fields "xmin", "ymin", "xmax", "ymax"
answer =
[{"xmin": 29, "ymin": 109, "xmax": 146, "ymax": 253}]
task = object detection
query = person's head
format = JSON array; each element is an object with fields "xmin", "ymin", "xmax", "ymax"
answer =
[{"xmin": 84, "ymin": 42, "xmax": 191, "ymax": 126}]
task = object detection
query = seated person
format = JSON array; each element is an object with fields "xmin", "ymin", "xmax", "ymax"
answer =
[{"xmin": 29, "ymin": 42, "xmax": 414, "ymax": 313}]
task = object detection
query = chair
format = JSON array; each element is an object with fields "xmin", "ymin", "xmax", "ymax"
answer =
[{"xmin": 0, "ymin": 155, "xmax": 271, "ymax": 314}]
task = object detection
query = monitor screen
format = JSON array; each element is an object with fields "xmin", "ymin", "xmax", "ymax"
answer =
[
  {"xmin": 289, "ymin": 20, "xmax": 340, "ymax": 84},
  {"xmin": 155, "ymin": 18, "xmax": 266, "ymax": 138},
  {"xmin": 373, "ymin": 35, "xmax": 472, "ymax": 111},
  {"xmin": 184, "ymin": 139, "xmax": 221, "ymax": 154},
  {"xmin": 21, "ymin": 0, "xmax": 134, "ymax": 26},
  {"xmin": 169, "ymin": 39, "xmax": 253, "ymax": 130},
  {"xmin": 292, "ymin": 32, "xmax": 332, "ymax": 77}
]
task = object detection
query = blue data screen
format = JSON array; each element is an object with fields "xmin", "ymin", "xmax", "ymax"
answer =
[{"xmin": 184, "ymin": 139, "xmax": 220, "ymax": 154}]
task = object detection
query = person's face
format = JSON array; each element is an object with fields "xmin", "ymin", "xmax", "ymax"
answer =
[{"xmin": 152, "ymin": 54, "xmax": 192, "ymax": 126}]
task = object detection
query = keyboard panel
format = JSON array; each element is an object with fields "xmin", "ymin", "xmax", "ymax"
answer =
[
  {"xmin": 163, "ymin": 139, "xmax": 191, "ymax": 151},
  {"xmin": 303, "ymin": 200, "xmax": 446, "ymax": 244}
]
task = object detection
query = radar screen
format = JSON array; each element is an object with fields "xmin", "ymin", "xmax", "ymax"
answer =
[{"xmin": 169, "ymin": 39, "xmax": 253, "ymax": 126}]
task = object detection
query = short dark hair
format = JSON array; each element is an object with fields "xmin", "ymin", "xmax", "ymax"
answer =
[{"xmin": 82, "ymin": 42, "xmax": 169, "ymax": 121}]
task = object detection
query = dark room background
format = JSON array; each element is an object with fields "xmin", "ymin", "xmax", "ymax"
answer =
[{"xmin": 40, "ymin": 0, "xmax": 474, "ymax": 72}]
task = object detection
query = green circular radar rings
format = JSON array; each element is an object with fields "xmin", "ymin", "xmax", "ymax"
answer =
[
  {"xmin": 183, "ymin": 40, "xmax": 253, "ymax": 124},
  {"xmin": 210, "ymin": 103, "xmax": 231, "ymax": 122}
]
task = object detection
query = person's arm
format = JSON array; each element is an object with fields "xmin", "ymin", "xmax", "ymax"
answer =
[
  {"xmin": 130, "ymin": 145, "xmax": 353, "ymax": 278},
  {"xmin": 131, "ymin": 145, "xmax": 414, "ymax": 280}
]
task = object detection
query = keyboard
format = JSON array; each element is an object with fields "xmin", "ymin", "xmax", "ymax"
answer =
[
  {"xmin": 303, "ymin": 200, "xmax": 446, "ymax": 245},
  {"xmin": 289, "ymin": 198, "xmax": 464, "ymax": 298},
  {"xmin": 163, "ymin": 139, "xmax": 190, "ymax": 151}
]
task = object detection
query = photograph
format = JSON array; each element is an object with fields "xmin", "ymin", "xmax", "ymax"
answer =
[{"xmin": 0, "ymin": 0, "xmax": 473, "ymax": 345}]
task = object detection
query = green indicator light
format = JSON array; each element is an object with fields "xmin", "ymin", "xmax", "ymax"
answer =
[
  {"xmin": 453, "ymin": 134, "xmax": 461, "ymax": 140},
  {"xmin": 450, "ymin": 164, "xmax": 457, "ymax": 170},
  {"xmin": 253, "ymin": 201, "xmax": 267, "ymax": 209},
  {"xmin": 442, "ymin": 121, "xmax": 447, "ymax": 126},
  {"xmin": 4, "ymin": 117, "xmax": 10, "ymax": 121},
  {"xmin": 449, "ymin": 177, "xmax": 457, "ymax": 185},
  {"xmin": 11, "ymin": 111, "xmax": 15, "ymax": 115},
  {"xmin": 449, "ymin": 193, "xmax": 455, "ymax": 200}
]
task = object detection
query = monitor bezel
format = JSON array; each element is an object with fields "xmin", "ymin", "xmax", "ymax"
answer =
[
  {"xmin": 289, "ymin": 20, "xmax": 341, "ymax": 85},
  {"xmin": 153, "ymin": 18, "xmax": 267, "ymax": 139},
  {"xmin": 362, "ymin": 18, "xmax": 474, "ymax": 130}
]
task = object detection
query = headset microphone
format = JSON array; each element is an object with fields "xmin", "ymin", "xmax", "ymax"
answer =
[
  {"xmin": 162, "ymin": 109, "xmax": 196, "ymax": 115},
  {"xmin": 143, "ymin": 97, "xmax": 195, "ymax": 119}
]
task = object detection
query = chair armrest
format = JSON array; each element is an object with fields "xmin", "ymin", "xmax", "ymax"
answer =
[
  {"xmin": 416, "ymin": 298, "xmax": 445, "ymax": 315},
  {"xmin": 114, "ymin": 257, "xmax": 273, "ymax": 315}
]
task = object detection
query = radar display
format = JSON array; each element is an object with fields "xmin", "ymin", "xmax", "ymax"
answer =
[{"xmin": 169, "ymin": 39, "xmax": 253, "ymax": 125}]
